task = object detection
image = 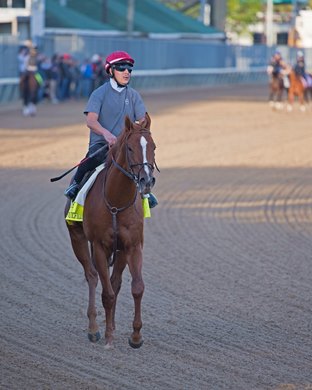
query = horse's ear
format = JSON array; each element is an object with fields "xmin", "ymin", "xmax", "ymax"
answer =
[
  {"xmin": 139, "ymin": 112, "xmax": 151, "ymax": 129},
  {"xmin": 124, "ymin": 116, "xmax": 132, "ymax": 132},
  {"xmin": 144, "ymin": 112, "xmax": 151, "ymax": 129}
]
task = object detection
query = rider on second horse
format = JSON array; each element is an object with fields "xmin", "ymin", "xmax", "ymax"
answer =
[
  {"xmin": 294, "ymin": 50, "xmax": 307, "ymax": 80},
  {"xmin": 64, "ymin": 50, "xmax": 158, "ymax": 208}
]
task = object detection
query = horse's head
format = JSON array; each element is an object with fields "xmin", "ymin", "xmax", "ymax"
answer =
[{"xmin": 123, "ymin": 113, "xmax": 157, "ymax": 196}]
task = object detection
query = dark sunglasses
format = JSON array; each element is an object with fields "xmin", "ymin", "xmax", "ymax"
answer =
[{"xmin": 113, "ymin": 64, "xmax": 133, "ymax": 73}]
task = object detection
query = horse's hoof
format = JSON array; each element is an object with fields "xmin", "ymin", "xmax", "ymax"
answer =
[
  {"xmin": 128, "ymin": 337, "xmax": 144, "ymax": 349},
  {"xmin": 104, "ymin": 342, "xmax": 114, "ymax": 350},
  {"xmin": 88, "ymin": 331, "xmax": 101, "ymax": 342}
]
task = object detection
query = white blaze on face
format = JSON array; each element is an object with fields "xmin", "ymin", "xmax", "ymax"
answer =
[{"xmin": 140, "ymin": 136, "xmax": 150, "ymax": 177}]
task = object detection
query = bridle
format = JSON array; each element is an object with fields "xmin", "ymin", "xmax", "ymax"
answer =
[
  {"xmin": 103, "ymin": 128, "xmax": 159, "ymax": 266},
  {"xmin": 111, "ymin": 128, "xmax": 159, "ymax": 187}
]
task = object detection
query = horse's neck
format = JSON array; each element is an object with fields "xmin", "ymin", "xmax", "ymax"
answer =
[{"xmin": 105, "ymin": 151, "xmax": 137, "ymax": 207}]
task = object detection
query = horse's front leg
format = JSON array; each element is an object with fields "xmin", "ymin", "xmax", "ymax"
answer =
[
  {"xmin": 287, "ymin": 90, "xmax": 294, "ymax": 111},
  {"xmin": 127, "ymin": 246, "xmax": 145, "ymax": 348},
  {"xmin": 110, "ymin": 251, "xmax": 127, "ymax": 330},
  {"xmin": 299, "ymin": 91, "xmax": 306, "ymax": 111},
  {"xmin": 93, "ymin": 241, "xmax": 115, "ymax": 348}
]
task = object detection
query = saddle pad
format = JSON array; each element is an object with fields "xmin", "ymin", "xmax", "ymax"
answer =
[
  {"xmin": 65, "ymin": 163, "xmax": 105, "ymax": 223},
  {"xmin": 306, "ymin": 74, "xmax": 312, "ymax": 88},
  {"xmin": 301, "ymin": 76, "xmax": 308, "ymax": 89}
]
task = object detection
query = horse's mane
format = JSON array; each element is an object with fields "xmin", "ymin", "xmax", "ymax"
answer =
[
  {"xmin": 106, "ymin": 115, "xmax": 150, "ymax": 166},
  {"xmin": 289, "ymin": 67, "xmax": 301, "ymax": 81}
]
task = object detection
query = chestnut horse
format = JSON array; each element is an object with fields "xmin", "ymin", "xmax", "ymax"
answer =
[
  {"xmin": 287, "ymin": 68, "xmax": 306, "ymax": 112},
  {"xmin": 65, "ymin": 113, "xmax": 156, "ymax": 349},
  {"xmin": 19, "ymin": 71, "xmax": 40, "ymax": 116}
]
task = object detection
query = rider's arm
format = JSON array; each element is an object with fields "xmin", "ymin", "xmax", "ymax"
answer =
[{"xmin": 86, "ymin": 111, "xmax": 117, "ymax": 146}]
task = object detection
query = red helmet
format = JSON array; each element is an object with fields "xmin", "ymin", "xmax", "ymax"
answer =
[{"xmin": 105, "ymin": 51, "xmax": 134, "ymax": 73}]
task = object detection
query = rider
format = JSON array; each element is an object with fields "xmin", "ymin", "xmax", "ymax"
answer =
[
  {"xmin": 267, "ymin": 50, "xmax": 290, "ymax": 93},
  {"xmin": 27, "ymin": 45, "xmax": 38, "ymax": 72},
  {"xmin": 19, "ymin": 42, "xmax": 41, "ymax": 116},
  {"xmin": 17, "ymin": 45, "xmax": 29, "ymax": 76},
  {"xmin": 294, "ymin": 50, "xmax": 307, "ymax": 80},
  {"xmin": 64, "ymin": 50, "xmax": 158, "ymax": 208},
  {"xmin": 267, "ymin": 50, "xmax": 289, "ymax": 78}
]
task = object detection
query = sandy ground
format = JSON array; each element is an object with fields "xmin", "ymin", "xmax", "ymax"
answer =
[{"xmin": 0, "ymin": 85, "xmax": 312, "ymax": 390}]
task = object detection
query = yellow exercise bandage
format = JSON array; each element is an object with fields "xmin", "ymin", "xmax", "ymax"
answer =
[{"xmin": 142, "ymin": 197, "xmax": 151, "ymax": 218}]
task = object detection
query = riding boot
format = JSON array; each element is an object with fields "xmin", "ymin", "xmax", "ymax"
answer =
[
  {"xmin": 64, "ymin": 143, "xmax": 108, "ymax": 201},
  {"xmin": 64, "ymin": 158, "xmax": 91, "ymax": 201},
  {"xmin": 64, "ymin": 180, "xmax": 80, "ymax": 200}
]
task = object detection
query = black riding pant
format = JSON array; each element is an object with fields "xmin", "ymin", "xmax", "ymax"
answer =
[{"xmin": 73, "ymin": 142, "xmax": 108, "ymax": 184}]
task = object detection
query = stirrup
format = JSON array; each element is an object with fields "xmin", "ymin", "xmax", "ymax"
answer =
[{"xmin": 148, "ymin": 193, "xmax": 158, "ymax": 209}]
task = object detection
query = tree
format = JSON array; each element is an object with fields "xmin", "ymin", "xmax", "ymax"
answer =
[
  {"xmin": 159, "ymin": 0, "xmax": 312, "ymax": 33},
  {"xmin": 226, "ymin": 0, "xmax": 262, "ymax": 35}
]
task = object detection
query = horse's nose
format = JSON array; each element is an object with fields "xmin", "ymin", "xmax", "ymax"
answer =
[{"xmin": 139, "ymin": 176, "xmax": 155, "ymax": 191}]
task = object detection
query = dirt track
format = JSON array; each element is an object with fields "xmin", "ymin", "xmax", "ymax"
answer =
[{"xmin": 1, "ymin": 85, "xmax": 312, "ymax": 390}]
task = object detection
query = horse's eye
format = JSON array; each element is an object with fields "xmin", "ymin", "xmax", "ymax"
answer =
[{"xmin": 128, "ymin": 146, "xmax": 133, "ymax": 153}]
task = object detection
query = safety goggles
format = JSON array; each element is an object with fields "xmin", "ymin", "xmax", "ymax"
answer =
[{"xmin": 113, "ymin": 64, "xmax": 133, "ymax": 73}]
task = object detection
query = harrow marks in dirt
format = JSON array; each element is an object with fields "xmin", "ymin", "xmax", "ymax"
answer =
[{"xmin": 1, "ymin": 87, "xmax": 312, "ymax": 390}]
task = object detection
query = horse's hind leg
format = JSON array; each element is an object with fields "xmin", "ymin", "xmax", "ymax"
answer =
[
  {"xmin": 268, "ymin": 84, "xmax": 275, "ymax": 107},
  {"xmin": 21, "ymin": 76, "xmax": 30, "ymax": 116},
  {"xmin": 29, "ymin": 82, "xmax": 38, "ymax": 116},
  {"xmin": 127, "ymin": 247, "xmax": 145, "ymax": 348},
  {"xmin": 67, "ymin": 222, "xmax": 100, "ymax": 342}
]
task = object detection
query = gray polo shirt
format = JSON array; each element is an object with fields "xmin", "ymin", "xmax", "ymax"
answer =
[{"xmin": 84, "ymin": 81, "xmax": 146, "ymax": 147}]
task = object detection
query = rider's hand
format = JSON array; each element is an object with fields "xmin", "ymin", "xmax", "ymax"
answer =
[{"xmin": 104, "ymin": 132, "xmax": 117, "ymax": 147}]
